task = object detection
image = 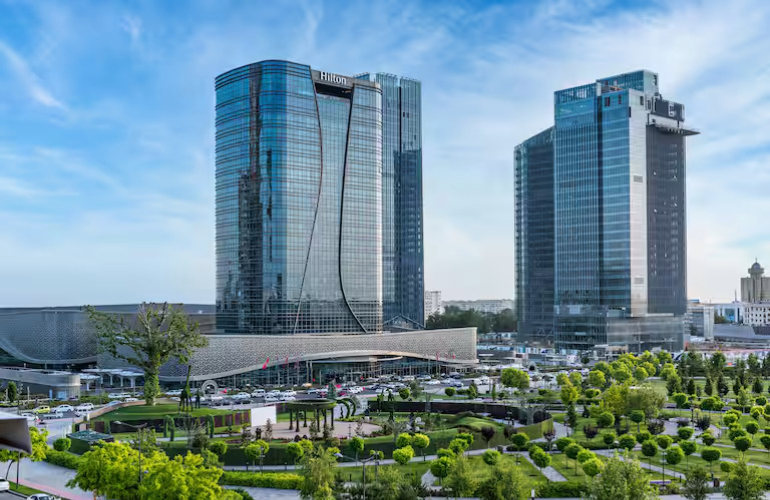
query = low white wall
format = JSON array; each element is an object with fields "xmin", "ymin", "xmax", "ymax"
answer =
[{"xmin": 250, "ymin": 405, "xmax": 277, "ymax": 427}]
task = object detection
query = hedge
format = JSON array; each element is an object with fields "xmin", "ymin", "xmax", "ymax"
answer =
[
  {"xmin": 518, "ymin": 418, "xmax": 554, "ymax": 440},
  {"xmin": 537, "ymin": 481, "xmax": 589, "ymax": 498},
  {"xmin": 44, "ymin": 449, "xmax": 83, "ymax": 470},
  {"xmin": 219, "ymin": 471, "xmax": 301, "ymax": 489}
]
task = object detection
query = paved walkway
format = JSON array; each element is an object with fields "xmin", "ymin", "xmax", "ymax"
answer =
[
  {"xmin": 10, "ymin": 458, "xmax": 89, "ymax": 500},
  {"xmin": 518, "ymin": 452, "xmax": 567, "ymax": 482}
]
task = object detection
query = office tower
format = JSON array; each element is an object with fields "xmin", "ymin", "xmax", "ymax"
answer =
[
  {"xmin": 515, "ymin": 70, "xmax": 698, "ymax": 353},
  {"xmin": 424, "ymin": 290, "xmax": 443, "ymax": 317},
  {"xmin": 215, "ymin": 61, "xmax": 424, "ymax": 335},
  {"xmin": 514, "ymin": 128, "xmax": 555, "ymax": 344},
  {"xmin": 741, "ymin": 261, "xmax": 770, "ymax": 303}
]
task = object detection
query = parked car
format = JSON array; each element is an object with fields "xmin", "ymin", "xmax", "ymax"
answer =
[
  {"xmin": 0, "ymin": 479, "xmax": 9, "ymax": 491},
  {"xmin": 264, "ymin": 396, "xmax": 278, "ymax": 403},
  {"xmin": 402, "ymin": 375, "xmax": 415, "ymax": 382},
  {"xmin": 165, "ymin": 389, "xmax": 183, "ymax": 396},
  {"xmin": 281, "ymin": 390, "xmax": 297, "ymax": 397},
  {"xmin": 232, "ymin": 392, "xmax": 251, "ymax": 400},
  {"xmin": 251, "ymin": 389, "xmax": 266, "ymax": 397},
  {"xmin": 54, "ymin": 405, "xmax": 74, "ymax": 413},
  {"xmin": 425, "ymin": 379, "xmax": 441, "ymax": 385},
  {"xmin": 108, "ymin": 392, "xmax": 125, "ymax": 399},
  {"xmin": 32, "ymin": 406, "xmax": 50, "ymax": 414},
  {"xmin": 27, "ymin": 494, "xmax": 61, "ymax": 500},
  {"xmin": 279, "ymin": 395, "xmax": 296, "ymax": 402},
  {"xmin": 76, "ymin": 403, "xmax": 94, "ymax": 411},
  {"xmin": 417, "ymin": 375, "xmax": 432, "ymax": 381},
  {"xmin": 170, "ymin": 397, "xmax": 181, "ymax": 402},
  {"xmin": 124, "ymin": 398, "xmax": 139, "ymax": 402}
]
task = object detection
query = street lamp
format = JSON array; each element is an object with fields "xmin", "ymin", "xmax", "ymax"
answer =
[
  {"xmin": 335, "ymin": 453, "xmax": 375, "ymax": 500},
  {"xmin": 115, "ymin": 421, "xmax": 148, "ymax": 485}
]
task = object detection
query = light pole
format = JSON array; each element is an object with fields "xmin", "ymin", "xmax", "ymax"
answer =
[
  {"xmin": 115, "ymin": 421, "xmax": 148, "ymax": 486},
  {"xmin": 335, "ymin": 453, "xmax": 375, "ymax": 500}
]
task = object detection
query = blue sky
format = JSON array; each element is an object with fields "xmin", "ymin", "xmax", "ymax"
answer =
[{"xmin": 0, "ymin": 0, "xmax": 767, "ymax": 306}]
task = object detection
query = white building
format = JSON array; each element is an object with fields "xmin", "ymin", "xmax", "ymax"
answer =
[
  {"xmin": 424, "ymin": 290, "xmax": 443, "ymax": 317},
  {"xmin": 443, "ymin": 299, "xmax": 514, "ymax": 314},
  {"xmin": 686, "ymin": 302, "xmax": 714, "ymax": 341}
]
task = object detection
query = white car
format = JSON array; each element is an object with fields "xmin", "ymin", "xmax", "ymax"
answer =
[
  {"xmin": 402, "ymin": 375, "xmax": 415, "ymax": 382},
  {"xmin": 165, "ymin": 389, "xmax": 183, "ymax": 396},
  {"xmin": 76, "ymin": 403, "xmax": 94, "ymax": 411},
  {"xmin": 267, "ymin": 389, "xmax": 281, "ymax": 396},
  {"xmin": 107, "ymin": 392, "xmax": 126, "ymax": 399},
  {"xmin": 232, "ymin": 392, "xmax": 251, "ymax": 400},
  {"xmin": 20, "ymin": 413, "xmax": 37, "ymax": 424},
  {"xmin": 251, "ymin": 389, "xmax": 266, "ymax": 397},
  {"xmin": 264, "ymin": 396, "xmax": 278, "ymax": 403},
  {"xmin": 306, "ymin": 388, "xmax": 321, "ymax": 394},
  {"xmin": 347, "ymin": 386, "xmax": 363, "ymax": 394},
  {"xmin": 170, "ymin": 397, "xmax": 181, "ymax": 402},
  {"xmin": 425, "ymin": 379, "xmax": 441, "ymax": 386},
  {"xmin": 280, "ymin": 395, "xmax": 296, "ymax": 401},
  {"xmin": 124, "ymin": 398, "xmax": 139, "ymax": 402},
  {"xmin": 281, "ymin": 390, "xmax": 297, "ymax": 397},
  {"xmin": 54, "ymin": 405, "xmax": 74, "ymax": 413},
  {"xmin": 0, "ymin": 479, "xmax": 9, "ymax": 491}
]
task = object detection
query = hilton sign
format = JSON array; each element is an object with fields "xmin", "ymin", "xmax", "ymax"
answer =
[{"xmin": 319, "ymin": 71, "xmax": 347, "ymax": 85}]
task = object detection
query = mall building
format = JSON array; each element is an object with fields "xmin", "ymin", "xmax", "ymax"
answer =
[{"xmin": 0, "ymin": 61, "xmax": 477, "ymax": 390}]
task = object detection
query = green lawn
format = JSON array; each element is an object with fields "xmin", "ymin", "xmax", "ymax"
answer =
[
  {"xmin": 93, "ymin": 403, "xmax": 232, "ymax": 422},
  {"xmin": 337, "ymin": 460, "xmax": 432, "ymax": 483},
  {"xmin": 6, "ymin": 481, "xmax": 49, "ymax": 497},
  {"xmin": 431, "ymin": 454, "xmax": 545, "ymax": 486}
]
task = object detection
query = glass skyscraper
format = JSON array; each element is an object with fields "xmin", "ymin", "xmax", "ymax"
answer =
[
  {"xmin": 215, "ymin": 61, "xmax": 424, "ymax": 335},
  {"xmin": 515, "ymin": 70, "xmax": 698, "ymax": 353}
]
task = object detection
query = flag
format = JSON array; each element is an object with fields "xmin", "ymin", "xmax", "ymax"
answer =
[
  {"xmin": 435, "ymin": 351, "xmax": 439, "ymax": 361},
  {"xmin": 262, "ymin": 358, "xmax": 269, "ymax": 370},
  {"xmin": 452, "ymin": 353, "xmax": 456, "ymax": 360}
]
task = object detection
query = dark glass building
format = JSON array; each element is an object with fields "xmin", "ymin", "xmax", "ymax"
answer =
[
  {"xmin": 215, "ymin": 61, "xmax": 424, "ymax": 335},
  {"xmin": 515, "ymin": 70, "xmax": 698, "ymax": 353}
]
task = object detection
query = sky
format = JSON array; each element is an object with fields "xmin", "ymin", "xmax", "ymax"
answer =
[{"xmin": 0, "ymin": 0, "xmax": 768, "ymax": 306}]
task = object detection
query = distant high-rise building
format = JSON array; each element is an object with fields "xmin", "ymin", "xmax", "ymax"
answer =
[
  {"xmin": 443, "ymin": 299, "xmax": 514, "ymax": 315},
  {"xmin": 424, "ymin": 290, "xmax": 443, "ymax": 317},
  {"xmin": 741, "ymin": 261, "xmax": 770, "ymax": 303},
  {"xmin": 215, "ymin": 61, "xmax": 423, "ymax": 334},
  {"xmin": 515, "ymin": 70, "xmax": 698, "ymax": 353}
]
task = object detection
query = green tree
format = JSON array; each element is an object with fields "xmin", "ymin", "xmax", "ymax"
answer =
[
  {"xmin": 619, "ymin": 434, "xmax": 637, "ymax": 452},
  {"xmin": 392, "ymin": 445, "xmax": 414, "ymax": 466},
  {"xmin": 700, "ymin": 432, "xmax": 716, "ymax": 446},
  {"xmin": 566, "ymin": 404, "xmax": 579, "ymax": 434},
  {"xmin": 678, "ymin": 427, "xmax": 694, "ymax": 441},
  {"xmin": 430, "ymin": 456, "xmax": 453, "ymax": 486},
  {"xmin": 700, "ymin": 447, "xmax": 721, "ymax": 474},
  {"xmin": 603, "ymin": 384, "xmax": 629, "ymax": 423},
  {"xmin": 139, "ymin": 451, "xmax": 226, "ymax": 500},
  {"xmin": 560, "ymin": 384, "xmax": 579, "ymax": 405},
  {"xmin": 348, "ymin": 436, "xmax": 364, "ymax": 464},
  {"xmin": 244, "ymin": 440, "xmax": 269, "ymax": 472},
  {"xmin": 704, "ymin": 378, "xmax": 714, "ymax": 396},
  {"xmin": 603, "ymin": 432, "xmax": 617, "ymax": 448},
  {"xmin": 634, "ymin": 366, "xmax": 649, "ymax": 382},
  {"xmin": 395, "ymin": 433, "xmax": 412, "ymax": 448},
  {"xmin": 682, "ymin": 465, "xmax": 710, "ymax": 500},
  {"xmin": 66, "ymin": 441, "xmax": 143, "ymax": 499},
  {"xmin": 532, "ymin": 448, "xmax": 552, "ymax": 473},
  {"xmin": 687, "ymin": 378, "xmax": 697, "ymax": 396},
  {"xmin": 565, "ymin": 443, "xmax": 583, "ymax": 475},
  {"xmin": 501, "ymin": 368, "xmax": 530, "ymax": 390},
  {"xmin": 0, "ymin": 427, "xmax": 48, "ymax": 480},
  {"xmin": 641, "ymin": 440, "xmax": 658, "ymax": 470},
  {"xmin": 717, "ymin": 375, "xmax": 729, "ymax": 397},
  {"xmin": 584, "ymin": 454, "xmax": 657, "ymax": 500},
  {"xmin": 444, "ymin": 387, "xmax": 456, "ymax": 397},
  {"xmin": 299, "ymin": 447, "xmax": 337, "ymax": 500},
  {"xmin": 760, "ymin": 435, "xmax": 770, "ymax": 456},
  {"xmin": 482, "ymin": 449, "xmax": 501, "ymax": 466},
  {"xmin": 724, "ymin": 459, "xmax": 764, "ymax": 500},
  {"xmin": 87, "ymin": 303, "xmax": 208, "ymax": 405},
  {"xmin": 556, "ymin": 373, "xmax": 570, "ymax": 386},
  {"xmin": 477, "ymin": 461, "xmax": 528, "ymax": 500},
  {"xmin": 449, "ymin": 438, "xmax": 469, "ymax": 456},
  {"xmin": 398, "ymin": 388, "xmax": 410, "ymax": 400},
  {"xmin": 588, "ymin": 370, "xmax": 606, "ymax": 387},
  {"xmin": 597, "ymin": 411, "xmax": 615, "ymax": 429},
  {"xmin": 6, "ymin": 382, "xmax": 16, "ymax": 403},
  {"xmin": 680, "ymin": 440, "xmax": 697, "ymax": 468},
  {"xmin": 209, "ymin": 441, "xmax": 228, "ymax": 459},
  {"xmin": 569, "ymin": 372, "xmax": 583, "ymax": 386},
  {"xmin": 734, "ymin": 436, "xmax": 752, "ymax": 457},
  {"xmin": 627, "ymin": 386, "xmax": 666, "ymax": 419},
  {"xmin": 53, "ymin": 437, "xmax": 71, "ymax": 452},
  {"xmin": 673, "ymin": 393, "xmax": 689, "ymax": 409},
  {"xmin": 411, "ymin": 433, "xmax": 430, "ymax": 461},
  {"xmin": 582, "ymin": 457, "xmax": 604, "ymax": 478},
  {"xmin": 555, "ymin": 437, "xmax": 575, "ymax": 467},
  {"xmin": 656, "ymin": 435, "xmax": 673, "ymax": 450},
  {"xmin": 752, "ymin": 378, "xmax": 764, "ymax": 395},
  {"xmin": 736, "ymin": 388, "xmax": 752, "ymax": 410},
  {"xmin": 630, "ymin": 410, "xmax": 645, "ymax": 433},
  {"xmin": 446, "ymin": 455, "xmax": 477, "ymax": 498},
  {"xmin": 636, "ymin": 431, "xmax": 652, "ymax": 444},
  {"xmin": 665, "ymin": 446, "xmax": 684, "ymax": 479},
  {"xmin": 745, "ymin": 421, "xmax": 760, "ymax": 437}
]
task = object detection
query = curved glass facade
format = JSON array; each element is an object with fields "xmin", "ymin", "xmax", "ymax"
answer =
[{"xmin": 215, "ymin": 61, "xmax": 383, "ymax": 335}]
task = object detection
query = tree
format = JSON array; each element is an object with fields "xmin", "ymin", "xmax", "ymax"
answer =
[
  {"xmin": 760, "ymin": 435, "xmax": 770, "ymax": 457},
  {"xmin": 704, "ymin": 378, "xmax": 714, "ymax": 396},
  {"xmin": 700, "ymin": 432, "xmax": 716, "ymax": 447},
  {"xmin": 584, "ymin": 454, "xmax": 657, "ymax": 500},
  {"xmin": 555, "ymin": 437, "xmax": 575, "ymax": 467},
  {"xmin": 667, "ymin": 373, "xmax": 683, "ymax": 395},
  {"xmin": 588, "ymin": 370, "xmax": 606, "ymax": 388},
  {"xmin": 479, "ymin": 426, "xmax": 496, "ymax": 448},
  {"xmin": 245, "ymin": 440, "xmax": 269, "ymax": 472},
  {"xmin": 636, "ymin": 431, "xmax": 651, "ymax": 445},
  {"xmin": 392, "ymin": 445, "xmax": 414, "ymax": 466},
  {"xmin": 482, "ymin": 449, "xmax": 501, "ymax": 466},
  {"xmin": 745, "ymin": 421, "xmax": 760, "ymax": 437},
  {"xmin": 430, "ymin": 456, "xmax": 453, "ymax": 486},
  {"xmin": 603, "ymin": 432, "xmax": 617, "ymax": 448},
  {"xmin": 673, "ymin": 393, "xmax": 689, "ymax": 409},
  {"xmin": 444, "ymin": 387, "xmax": 456, "ymax": 397},
  {"xmin": 634, "ymin": 367, "xmax": 649, "ymax": 382},
  {"xmin": 700, "ymin": 447, "xmax": 721, "ymax": 474},
  {"xmin": 641, "ymin": 440, "xmax": 657, "ymax": 470},
  {"xmin": 566, "ymin": 404, "xmax": 579, "ymax": 434},
  {"xmin": 736, "ymin": 388, "xmax": 752, "ymax": 410},
  {"xmin": 501, "ymin": 368, "xmax": 529, "ymax": 390},
  {"xmin": 687, "ymin": 378, "xmax": 697, "ymax": 396},
  {"xmin": 449, "ymin": 438, "xmax": 469, "ymax": 456},
  {"xmin": 603, "ymin": 384, "xmax": 629, "ymax": 423},
  {"xmin": 619, "ymin": 434, "xmax": 637, "ymax": 452},
  {"xmin": 446, "ymin": 455, "xmax": 477, "ymax": 498},
  {"xmin": 299, "ymin": 447, "xmax": 337, "ymax": 500},
  {"xmin": 398, "ymin": 388, "xmax": 410, "ymax": 400},
  {"xmin": 583, "ymin": 457, "xmax": 604, "ymax": 477},
  {"xmin": 682, "ymin": 465, "xmax": 710, "ymax": 500},
  {"xmin": 87, "ymin": 303, "xmax": 208, "ymax": 405},
  {"xmin": 66, "ymin": 441, "xmax": 143, "ymax": 499},
  {"xmin": 556, "ymin": 373, "xmax": 570, "ymax": 386},
  {"xmin": 6, "ymin": 382, "xmax": 16, "ymax": 404},
  {"xmin": 630, "ymin": 410, "xmax": 645, "ymax": 433},
  {"xmin": 53, "ymin": 437, "xmax": 71, "ymax": 452},
  {"xmin": 724, "ymin": 459, "xmax": 764, "ymax": 500},
  {"xmin": 665, "ymin": 445, "xmax": 684, "ymax": 479},
  {"xmin": 560, "ymin": 384, "xmax": 579, "ymax": 406},
  {"xmin": 477, "ymin": 461, "xmax": 528, "ymax": 500},
  {"xmin": 0, "ymin": 427, "xmax": 48, "ymax": 480},
  {"xmin": 753, "ymin": 378, "xmax": 764, "ymax": 395},
  {"xmin": 717, "ymin": 375, "xmax": 729, "ymax": 397},
  {"xmin": 348, "ymin": 436, "xmax": 364, "ymax": 464},
  {"xmin": 532, "ymin": 448, "xmax": 552, "ymax": 473},
  {"xmin": 681, "ymin": 440, "xmax": 697, "ymax": 468},
  {"xmin": 627, "ymin": 386, "xmax": 665, "ymax": 420},
  {"xmin": 577, "ymin": 449, "xmax": 596, "ymax": 465},
  {"xmin": 565, "ymin": 443, "xmax": 583, "ymax": 475},
  {"xmin": 597, "ymin": 411, "xmax": 615, "ymax": 429},
  {"xmin": 209, "ymin": 441, "xmax": 228, "ymax": 459},
  {"xmin": 678, "ymin": 427, "xmax": 694, "ymax": 441},
  {"xmin": 395, "ymin": 433, "xmax": 412, "ymax": 448},
  {"xmin": 139, "ymin": 451, "xmax": 227, "ymax": 500},
  {"xmin": 734, "ymin": 436, "xmax": 752, "ymax": 457}
]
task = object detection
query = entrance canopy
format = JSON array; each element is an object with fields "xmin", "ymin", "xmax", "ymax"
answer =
[{"xmin": 0, "ymin": 416, "xmax": 32, "ymax": 454}]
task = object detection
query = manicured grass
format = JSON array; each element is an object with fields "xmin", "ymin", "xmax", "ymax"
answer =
[
  {"xmin": 6, "ymin": 481, "xmax": 48, "ymax": 497},
  {"xmin": 337, "ymin": 460, "xmax": 432, "ymax": 483},
  {"xmin": 93, "ymin": 403, "xmax": 232, "ymax": 421}
]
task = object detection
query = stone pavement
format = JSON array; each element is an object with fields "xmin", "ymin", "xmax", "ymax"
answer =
[
  {"xmin": 518, "ymin": 452, "xmax": 567, "ymax": 482},
  {"xmin": 11, "ymin": 458, "xmax": 90, "ymax": 500}
]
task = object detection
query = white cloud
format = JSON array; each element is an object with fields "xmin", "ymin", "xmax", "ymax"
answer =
[
  {"xmin": 121, "ymin": 15, "xmax": 142, "ymax": 43},
  {"xmin": 0, "ymin": 40, "xmax": 65, "ymax": 110}
]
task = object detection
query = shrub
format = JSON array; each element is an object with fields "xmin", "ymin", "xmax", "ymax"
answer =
[
  {"xmin": 44, "ymin": 449, "xmax": 83, "ymax": 470},
  {"xmin": 482, "ymin": 449, "xmax": 501, "ymax": 466},
  {"xmin": 209, "ymin": 441, "xmax": 228, "ymax": 457},
  {"xmin": 230, "ymin": 488, "xmax": 254, "ymax": 500},
  {"xmin": 437, "ymin": 448, "xmax": 455, "ymax": 459},
  {"xmin": 444, "ymin": 387, "xmax": 456, "ymax": 397},
  {"xmin": 53, "ymin": 437, "xmax": 71, "ymax": 452},
  {"xmin": 636, "ymin": 431, "xmax": 652, "ymax": 444},
  {"xmin": 695, "ymin": 415, "xmax": 711, "ymax": 431},
  {"xmin": 647, "ymin": 420, "xmax": 665, "ymax": 435},
  {"xmin": 219, "ymin": 472, "xmax": 302, "ymax": 489},
  {"xmin": 677, "ymin": 427, "xmax": 694, "ymax": 440},
  {"xmin": 583, "ymin": 425, "xmax": 599, "ymax": 440},
  {"xmin": 720, "ymin": 461, "xmax": 733, "ymax": 473},
  {"xmin": 536, "ymin": 481, "xmax": 588, "ymax": 498},
  {"xmin": 676, "ymin": 418, "xmax": 691, "ymax": 428}
]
